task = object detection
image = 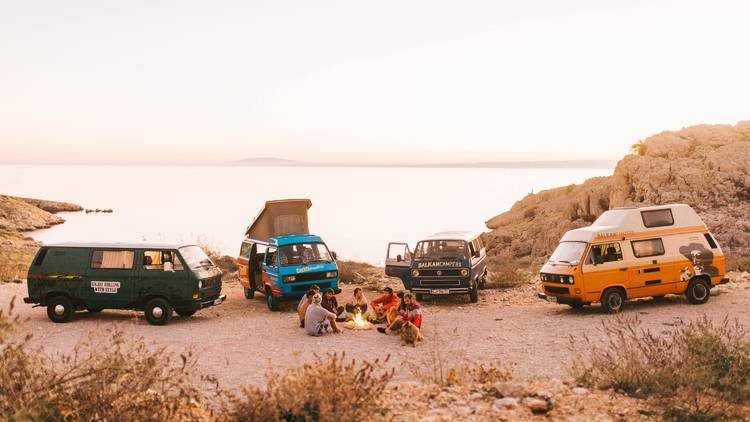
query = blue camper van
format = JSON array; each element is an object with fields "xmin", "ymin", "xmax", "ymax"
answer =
[{"xmin": 237, "ymin": 199, "xmax": 340, "ymax": 311}]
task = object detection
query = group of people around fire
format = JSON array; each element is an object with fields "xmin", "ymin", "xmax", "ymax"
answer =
[{"xmin": 297, "ymin": 285, "xmax": 423, "ymax": 338}]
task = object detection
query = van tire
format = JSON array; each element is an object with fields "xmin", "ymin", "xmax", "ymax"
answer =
[
  {"xmin": 601, "ymin": 288, "xmax": 625, "ymax": 313},
  {"xmin": 144, "ymin": 298, "xmax": 173, "ymax": 325},
  {"xmin": 686, "ymin": 278, "xmax": 710, "ymax": 305},
  {"xmin": 244, "ymin": 287, "xmax": 255, "ymax": 299},
  {"xmin": 47, "ymin": 295, "xmax": 74, "ymax": 323},
  {"xmin": 266, "ymin": 287, "xmax": 280, "ymax": 312},
  {"xmin": 469, "ymin": 283, "xmax": 479, "ymax": 303},
  {"xmin": 176, "ymin": 309, "xmax": 197, "ymax": 317}
]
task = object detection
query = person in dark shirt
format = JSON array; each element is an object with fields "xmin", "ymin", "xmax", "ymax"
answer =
[{"xmin": 321, "ymin": 288, "xmax": 345, "ymax": 321}]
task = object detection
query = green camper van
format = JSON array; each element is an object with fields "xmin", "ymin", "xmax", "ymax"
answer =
[{"xmin": 23, "ymin": 242, "xmax": 226, "ymax": 325}]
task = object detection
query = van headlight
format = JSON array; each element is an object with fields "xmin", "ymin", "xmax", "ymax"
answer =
[
  {"xmin": 411, "ymin": 270, "xmax": 420, "ymax": 277},
  {"xmin": 460, "ymin": 269, "xmax": 469, "ymax": 277},
  {"xmin": 283, "ymin": 275, "xmax": 296, "ymax": 282},
  {"xmin": 198, "ymin": 280, "xmax": 203, "ymax": 289},
  {"xmin": 326, "ymin": 271, "xmax": 338, "ymax": 278}
]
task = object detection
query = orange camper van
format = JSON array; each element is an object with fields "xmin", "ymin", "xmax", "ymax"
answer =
[{"xmin": 538, "ymin": 204, "xmax": 728, "ymax": 312}]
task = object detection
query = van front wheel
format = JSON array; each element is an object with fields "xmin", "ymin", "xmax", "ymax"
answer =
[
  {"xmin": 47, "ymin": 295, "xmax": 74, "ymax": 323},
  {"xmin": 601, "ymin": 289, "xmax": 625, "ymax": 313},
  {"xmin": 469, "ymin": 282, "xmax": 479, "ymax": 303},
  {"xmin": 686, "ymin": 278, "xmax": 710, "ymax": 305},
  {"xmin": 144, "ymin": 298, "xmax": 173, "ymax": 325},
  {"xmin": 266, "ymin": 287, "xmax": 280, "ymax": 312}
]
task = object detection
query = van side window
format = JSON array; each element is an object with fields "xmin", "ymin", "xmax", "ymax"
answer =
[
  {"xmin": 468, "ymin": 242, "xmax": 476, "ymax": 258},
  {"xmin": 143, "ymin": 250, "xmax": 184, "ymax": 271},
  {"xmin": 631, "ymin": 238, "xmax": 665, "ymax": 258},
  {"xmin": 586, "ymin": 242, "xmax": 623, "ymax": 265},
  {"xmin": 91, "ymin": 250, "xmax": 134, "ymax": 269},
  {"xmin": 641, "ymin": 209, "xmax": 674, "ymax": 228},
  {"xmin": 704, "ymin": 233, "xmax": 718, "ymax": 249},
  {"xmin": 33, "ymin": 248, "xmax": 49, "ymax": 266},
  {"xmin": 265, "ymin": 247, "xmax": 277, "ymax": 267}
]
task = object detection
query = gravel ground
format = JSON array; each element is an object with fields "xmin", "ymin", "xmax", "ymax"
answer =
[{"xmin": 1, "ymin": 275, "xmax": 749, "ymax": 393}]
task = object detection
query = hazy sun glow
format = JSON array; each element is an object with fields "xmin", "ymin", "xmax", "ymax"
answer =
[{"xmin": 1, "ymin": 0, "xmax": 749, "ymax": 164}]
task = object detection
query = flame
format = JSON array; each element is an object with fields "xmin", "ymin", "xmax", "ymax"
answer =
[{"xmin": 346, "ymin": 308, "xmax": 372, "ymax": 330}]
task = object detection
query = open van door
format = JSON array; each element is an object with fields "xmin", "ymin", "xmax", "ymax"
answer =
[{"xmin": 385, "ymin": 242, "xmax": 412, "ymax": 279}]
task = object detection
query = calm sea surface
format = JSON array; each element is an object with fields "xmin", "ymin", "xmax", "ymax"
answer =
[{"xmin": 0, "ymin": 165, "xmax": 612, "ymax": 265}]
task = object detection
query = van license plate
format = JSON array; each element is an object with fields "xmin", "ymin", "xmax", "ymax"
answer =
[
  {"xmin": 431, "ymin": 289, "xmax": 450, "ymax": 295},
  {"xmin": 546, "ymin": 296, "xmax": 557, "ymax": 303}
]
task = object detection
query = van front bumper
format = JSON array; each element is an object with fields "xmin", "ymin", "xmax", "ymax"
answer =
[
  {"xmin": 188, "ymin": 294, "xmax": 226, "ymax": 310},
  {"xmin": 537, "ymin": 292, "xmax": 584, "ymax": 306},
  {"xmin": 412, "ymin": 287, "xmax": 470, "ymax": 295}
]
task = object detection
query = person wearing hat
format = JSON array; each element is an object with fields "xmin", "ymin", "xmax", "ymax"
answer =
[
  {"xmin": 304, "ymin": 292, "xmax": 341, "ymax": 336},
  {"xmin": 369, "ymin": 286, "xmax": 400, "ymax": 324}
]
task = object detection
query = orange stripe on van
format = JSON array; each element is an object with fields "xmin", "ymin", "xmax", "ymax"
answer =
[{"xmin": 593, "ymin": 226, "xmax": 707, "ymax": 242}]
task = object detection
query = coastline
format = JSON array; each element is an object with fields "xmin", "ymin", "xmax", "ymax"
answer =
[{"xmin": 0, "ymin": 195, "xmax": 82, "ymax": 282}]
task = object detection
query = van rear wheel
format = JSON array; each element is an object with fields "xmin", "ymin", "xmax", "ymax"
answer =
[
  {"xmin": 601, "ymin": 288, "xmax": 625, "ymax": 313},
  {"xmin": 244, "ymin": 286, "xmax": 255, "ymax": 299},
  {"xmin": 686, "ymin": 278, "xmax": 710, "ymax": 304},
  {"xmin": 47, "ymin": 295, "xmax": 74, "ymax": 323},
  {"xmin": 144, "ymin": 298, "xmax": 173, "ymax": 325}
]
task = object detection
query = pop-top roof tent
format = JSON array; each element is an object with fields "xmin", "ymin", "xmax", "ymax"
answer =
[
  {"xmin": 561, "ymin": 204, "xmax": 708, "ymax": 243},
  {"xmin": 245, "ymin": 199, "xmax": 312, "ymax": 242}
]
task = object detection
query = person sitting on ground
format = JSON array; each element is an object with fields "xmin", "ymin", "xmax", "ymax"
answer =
[
  {"xmin": 343, "ymin": 287, "xmax": 371, "ymax": 321},
  {"xmin": 378, "ymin": 292, "xmax": 422, "ymax": 335},
  {"xmin": 305, "ymin": 293, "xmax": 341, "ymax": 336},
  {"xmin": 321, "ymin": 288, "xmax": 345, "ymax": 321},
  {"xmin": 298, "ymin": 289, "xmax": 317, "ymax": 328},
  {"xmin": 370, "ymin": 287, "xmax": 400, "ymax": 324},
  {"xmin": 297, "ymin": 284, "xmax": 321, "ymax": 326}
]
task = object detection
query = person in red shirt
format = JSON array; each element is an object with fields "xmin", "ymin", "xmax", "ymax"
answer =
[
  {"xmin": 377, "ymin": 292, "xmax": 422, "ymax": 334},
  {"xmin": 369, "ymin": 287, "xmax": 400, "ymax": 324}
]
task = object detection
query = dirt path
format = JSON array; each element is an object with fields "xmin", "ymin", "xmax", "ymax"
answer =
[{"xmin": 2, "ymin": 278, "xmax": 749, "ymax": 392}]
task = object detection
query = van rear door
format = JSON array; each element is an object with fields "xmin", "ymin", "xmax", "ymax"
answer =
[{"xmin": 385, "ymin": 242, "xmax": 412, "ymax": 279}]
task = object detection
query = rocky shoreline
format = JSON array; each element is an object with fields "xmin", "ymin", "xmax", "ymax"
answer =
[
  {"xmin": 0, "ymin": 195, "xmax": 82, "ymax": 282},
  {"xmin": 484, "ymin": 121, "xmax": 750, "ymax": 270}
]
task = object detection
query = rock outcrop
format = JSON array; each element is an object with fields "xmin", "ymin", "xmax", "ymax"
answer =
[
  {"xmin": 0, "ymin": 195, "xmax": 82, "ymax": 282},
  {"xmin": 485, "ymin": 121, "xmax": 750, "ymax": 266}
]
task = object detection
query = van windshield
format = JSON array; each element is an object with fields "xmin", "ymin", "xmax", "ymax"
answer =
[
  {"xmin": 549, "ymin": 242, "xmax": 587, "ymax": 265},
  {"xmin": 179, "ymin": 246, "xmax": 216, "ymax": 270},
  {"xmin": 414, "ymin": 240, "xmax": 468, "ymax": 260},
  {"xmin": 280, "ymin": 243, "xmax": 332, "ymax": 266}
]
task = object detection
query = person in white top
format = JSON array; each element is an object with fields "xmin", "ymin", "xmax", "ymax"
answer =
[{"xmin": 162, "ymin": 252, "xmax": 175, "ymax": 272}]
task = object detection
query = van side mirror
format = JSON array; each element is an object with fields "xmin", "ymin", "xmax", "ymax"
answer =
[{"xmin": 397, "ymin": 254, "xmax": 402, "ymax": 262}]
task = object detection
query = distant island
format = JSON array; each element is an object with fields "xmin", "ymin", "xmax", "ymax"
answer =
[{"xmin": 228, "ymin": 158, "xmax": 617, "ymax": 169}]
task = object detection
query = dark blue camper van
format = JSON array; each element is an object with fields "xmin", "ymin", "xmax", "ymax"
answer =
[{"xmin": 385, "ymin": 231, "xmax": 488, "ymax": 303}]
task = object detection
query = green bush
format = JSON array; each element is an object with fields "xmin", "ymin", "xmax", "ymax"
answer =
[{"xmin": 570, "ymin": 315, "xmax": 750, "ymax": 421}]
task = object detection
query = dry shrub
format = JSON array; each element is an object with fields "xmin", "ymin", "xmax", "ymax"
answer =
[
  {"xmin": 197, "ymin": 237, "xmax": 238, "ymax": 273},
  {"xmin": 0, "ymin": 298, "xmax": 216, "ymax": 421},
  {"xmin": 407, "ymin": 325, "xmax": 512, "ymax": 387},
  {"xmin": 222, "ymin": 353, "xmax": 394, "ymax": 422},
  {"xmin": 570, "ymin": 315, "xmax": 750, "ymax": 421},
  {"xmin": 336, "ymin": 260, "xmax": 379, "ymax": 284},
  {"xmin": 0, "ymin": 246, "xmax": 34, "ymax": 283},
  {"xmin": 483, "ymin": 265, "xmax": 527, "ymax": 289}
]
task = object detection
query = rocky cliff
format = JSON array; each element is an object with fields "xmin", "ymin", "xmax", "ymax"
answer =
[
  {"xmin": 0, "ymin": 195, "xmax": 82, "ymax": 281},
  {"xmin": 485, "ymin": 121, "xmax": 750, "ymax": 267}
]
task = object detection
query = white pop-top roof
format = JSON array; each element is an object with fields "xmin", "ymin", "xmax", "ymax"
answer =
[{"xmin": 560, "ymin": 204, "xmax": 708, "ymax": 243}]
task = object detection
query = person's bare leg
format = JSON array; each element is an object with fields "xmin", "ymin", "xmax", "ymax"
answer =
[{"xmin": 329, "ymin": 317, "xmax": 342, "ymax": 333}]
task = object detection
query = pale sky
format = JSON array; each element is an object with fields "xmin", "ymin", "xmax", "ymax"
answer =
[{"xmin": 1, "ymin": 0, "xmax": 749, "ymax": 164}]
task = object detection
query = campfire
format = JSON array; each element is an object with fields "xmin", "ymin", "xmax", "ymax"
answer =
[{"xmin": 344, "ymin": 309, "xmax": 373, "ymax": 330}]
